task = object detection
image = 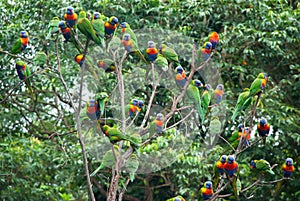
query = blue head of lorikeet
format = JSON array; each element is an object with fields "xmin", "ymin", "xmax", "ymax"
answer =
[
  {"xmin": 220, "ymin": 155, "xmax": 227, "ymax": 163},
  {"xmin": 250, "ymin": 160, "xmax": 256, "ymax": 168},
  {"xmin": 20, "ymin": 31, "xmax": 28, "ymax": 38},
  {"xmin": 123, "ymin": 33, "xmax": 130, "ymax": 41},
  {"xmin": 67, "ymin": 6, "xmax": 74, "ymax": 15},
  {"xmin": 109, "ymin": 16, "xmax": 119, "ymax": 25},
  {"xmin": 205, "ymin": 84, "xmax": 211, "ymax": 90},
  {"xmin": 260, "ymin": 118, "xmax": 267, "ymax": 127},
  {"xmin": 238, "ymin": 124, "xmax": 244, "ymax": 132},
  {"xmin": 194, "ymin": 79, "xmax": 203, "ymax": 88},
  {"xmin": 286, "ymin": 158, "xmax": 293, "ymax": 166},
  {"xmin": 227, "ymin": 155, "xmax": 235, "ymax": 164},
  {"xmin": 148, "ymin": 41, "xmax": 155, "ymax": 48},
  {"xmin": 120, "ymin": 22, "xmax": 128, "ymax": 28},
  {"xmin": 205, "ymin": 181, "xmax": 213, "ymax": 189},
  {"xmin": 94, "ymin": 12, "xmax": 101, "ymax": 19},
  {"xmin": 138, "ymin": 100, "xmax": 144, "ymax": 109},
  {"xmin": 156, "ymin": 113, "xmax": 164, "ymax": 121},
  {"xmin": 175, "ymin": 66, "xmax": 184, "ymax": 74},
  {"xmin": 58, "ymin": 21, "xmax": 67, "ymax": 29},
  {"xmin": 205, "ymin": 42, "xmax": 213, "ymax": 50}
]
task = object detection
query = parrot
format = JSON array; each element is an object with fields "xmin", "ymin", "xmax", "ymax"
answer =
[
  {"xmin": 213, "ymin": 155, "xmax": 227, "ymax": 188},
  {"xmin": 229, "ymin": 124, "xmax": 244, "ymax": 149},
  {"xmin": 224, "ymin": 155, "xmax": 239, "ymax": 200},
  {"xmin": 58, "ymin": 21, "xmax": 82, "ymax": 52},
  {"xmin": 214, "ymin": 84, "xmax": 224, "ymax": 104},
  {"xmin": 15, "ymin": 60, "xmax": 32, "ymax": 93},
  {"xmin": 154, "ymin": 54, "xmax": 168, "ymax": 72},
  {"xmin": 95, "ymin": 92, "xmax": 109, "ymax": 117},
  {"xmin": 34, "ymin": 51, "xmax": 47, "ymax": 67},
  {"xmin": 200, "ymin": 84, "xmax": 213, "ymax": 124},
  {"xmin": 149, "ymin": 113, "xmax": 164, "ymax": 135},
  {"xmin": 201, "ymin": 42, "xmax": 212, "ymax": 62},
  {"xmin": 104, "ymin": 16, "xmax": 119, "ymax": 38},
  {"xmin": 5, "ymin": 31, "xmax": 29, "ymax": 64},
  {"xmin": 74, "ymin": 54, "xmax": 98, "ymax": 79},
  {"xmin": 64, "ymin": 6, "xmax": 78, "ymax": 28},
  {"xmin": 77, "ymin": 11, "xmax": 103, "ymax": 46},
  {"xmin": 126, "ymin": 99, "xmax": 139, "ymax": 118},
  {"xmin": 90, "ymin": 145, "xmax": 119, "ymax": 176},
  {"xmin": 91, "ymin": 12, "xmax": 105, "ymax": 48},
  {"xmin": 282, "ymin": 158, "xmax": 294, "ymax": 178},
  {"xmin": 86, "ymin": 99, "xmax": 100, "ymax": 120},
  {"xmin": 166, "ymin": 195, "xmax": 185, "ymax": 201},
  {"xmin": 159, "ymin": 44, "xmax": 180, "ymax": 67},
  {"xmin": 186, "ymin": 79, "xmax": 203, "ymax": 120},
  {"xmin": 201, "ymin": 181, "xmax": 213, "ymax": 201},
  {"xmin": 247, "ymin": 72, "xmax": 268, "ymax": 98},
  {"xmin": 250, "ymin": 159, "xmax": 275, "ymax": 175},
  {"xmin": 137, "ymin": 100, "xmax": 145, "ymax": 113},
  {"xmin": 97, "ymin": 59, "xmax": 116, "ymax": 73},
  {"xmin": 257, "ymin": 118, "xmax": 270, "ymax": 145},
  {"xmin": 209, "ymin": 31, "xmax": 220, "ymax": 50},
  {"xmin": 122, "ymin": 33, "xmax": 145, "ymax": 62},
  {"xmin": 102, "ymin": 125, "xmax": 140, "ymax": 153},
  {"xmin": 207, "ymin": 116, "xmax": 222, "ymax": 147},
  {"xmin": 146, "ymin": 41, "xmax": 158, "ymax": 63},
  {"xmin": 46, "ymin": 17, "xmax": 60, "ymax": 39},
  {"xmin": 120, "ymin": 22, "xmax": 138, "ymax": 45},
  {"xmin": 125, "ymin": 153, "xmax": 139, "ymax": 182},
  {"xmin": 275, "ymin": 158, "xmax": 295, "ymax": 197},
  {"xmin": 238, "ymin": 127, "xmax": 251, "ymax": 147},
  {"xmin": 175, "ymin": 66, "xmax": 187, "ymax": 89},
  {"xmin": 231, "ymin": 88, "xmax": 252, "ymax": 121}
]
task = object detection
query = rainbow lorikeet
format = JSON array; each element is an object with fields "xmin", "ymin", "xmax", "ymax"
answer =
[
  {"xmin": 231, "ymin": 88, "xmax": 252, "ymax": 121},
  {"xmin": 122, "ymin": 33, "xmax": 145, "ymax": 62},
  {"xmin": 95, "ymin": 92, "xmax": 109, "ymax": 117},
  {"xmin": 120, "ymin": 22, "xmax": 138, "ymax": 45},
  {"xmin": 187, "ymin": 79, "xmax": 203, "ymax": 121},
  {"xmin": 64, "ymin": 6, "xmax": 78, "ymax": 28},
  {"xmin": 229, "ymin": 124, "xmax": 244, "ymax": 149},
  {"xmin": 77, "ymin": 11, "xmax": 103, "ymax": 46},
  {"xmin": 282, "ymin": 158, "xmax": 294, "ymax": 178},
  {"xmin": 91, "ymin": 12, "xmax": 105, "ymax": 48},
  {"xmin": 224, "ymin": 155, "xmax": 238, "ymax": 178},
  {"xmin": 15, "ymin": 60, "xmax": 32, "ymax": 93},
  {"xmin": 74, "ymin": 54, "xmax": 98, "ymax": 80},
  {"xmin": 137, "ymin": 100, "xmax": 145, "ymax": 112},
  {"xmin": 149, "ymin": 113, "xmax": 164, "ymax": 135},
  {"xmin": 214, "ymin": 84, "xmax": 224, "ymax": 104},
  {"xmin": 97, "ymin": 59, "xmax": 116, "ymax": 73},
  {"xmin": 247, "ymin": 72, "xmax": 268, "ymax": 98},
  {"xmin": 201, "ymin": 42, "xmax": 212, "ymax": 62},
  {"xmin": 238, "ymin": 127, "xmax": 251, "ymax": 147},
  {"xmin": 58, "ymin": 21, "xmax": 81, "ymax": 52},
  {"xmin": 209, "ymin": 31, "xmax": 220, "ymax": 50},
  {"xmin": 46, "ymin": 17, "xmax": 60, "ymax": 39},
  {"xmin": 213, "ymin": 155, "xmax": 227, "ymax": 188},
  {"xmin": 102, "ymin": 125, "xmax": 140, "ymax": 153},
  {"xmin": 201, "ymin": 181, "xmax": 213, "ymax": 200},
  {"xmin": 159, "ymin": 44, "xmax": 180, "ymax": 67},
  {"xmin": 104, "ymin": 16, "xmax": 118, "ymax": 38},
  {"xmin": 257, "ymin": 118, "xmax": 270, "ymax": 145},
  {"xmin": 86, "ymin": 99, "xmax": 100, "ymax": 120},
  {"xmin": 200, "ymin": 84, "xmax": 213, "ymax": 123},
  {"xmin": 250, "ymin": 159, "xmax": 275, "ymax": 175},
  {"xmin": 126, "ymin": 99, "xmax": 139, "ymax": 118},
  {"xmin": 146, "ymin": 41, "xmax": 158, "ymax": 63},
  {"xmin": 175, "ymin": 66, "xmax": 187, "ymax": 89},
  {"xmin": 166, "ymin": 195, "xmax": 185, "ymax": 201},
  {"xmin": 6, "ymin": 31, "xmax": 29, "ymax": 64}
]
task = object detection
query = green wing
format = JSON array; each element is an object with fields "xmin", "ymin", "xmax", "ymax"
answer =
[
  {"xmin": 248, "ymin": 78, "xmax": 262, "ymax": 98},
  {"xmin": 46, "ymin": 17, "xmax": 60, "ymax": 39},
  {"xmin": 161, "ymin": 44, "xmax": 180, "ymax": 66},
  {"xmin": 231, "ymin": 88, "xmax": 250, "ymax": 120},
  {"xmin": 78, "ymin": 15, "xmax": 103, "ymax": 46},
  {"xmin": 11, "ymin": 39, "xmax": 22, "ymax": 54},
  {"xmin": 200, "ymin": 90, "xmax": 211, "ymax": 123},
  {"xmin": 154, "ymin": 54, "xmax": 168, "ymax": 72},
  {"xmin": 256, "ymin": 159, "xmax": 275, "ymax": 174},
  {"xmin": 125, "ymin": 153, "xmax": 139, "ymax": 182},
  {"xmin": 92, "ymin": 18, "xmax": 105, "ymax": 48}
]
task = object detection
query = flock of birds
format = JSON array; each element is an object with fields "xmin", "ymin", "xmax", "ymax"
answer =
[{"xmin": 4, "ymin": 6, "xmax": 295, "ymax": 201}]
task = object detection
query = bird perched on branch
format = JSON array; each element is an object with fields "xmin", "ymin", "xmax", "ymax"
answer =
[
  {"xmin": 15, "ymin": 60, "xmax": 32, "ymax": 93},
  {"xmin": 282, "ymin": 158, "xmax": 294, "ymax": 178},
  {"xmin": 250, "ymin": 159, "xmax": 275, "ymax": 175},
  {"xmin": 58, "ymin": 21, "xmax": 81, "ymax": 52},
  {"xmin": 159, "ymin": 44, "xmax": 180, "ymax": 67},
  {"xmin": 46, "ymin": 17, "xmax": 60, "ymax": 39},
  {"xmin": 64, "ymin": 6, "xmax": 78, "ymax": 28},
  {"xmin": 201, "ymin": 181, "xmax": 213, "ymax": 200},
  {"xmin": 209, "ymin": 31, "xmax": 220, "ymax": 50},
  {"xmin": 213, "ymin": 155, "xmax": 227, "ymax": 188},
  {"xmin": 257, "ymin": 118, "xmax": 270, "ymax": 145},
  {"xmin": 231, "ymin": 88, "xmax": 252, "ymax": 121},
  {"xmin": 201, "ymin": 42, "xmax": 212, "ymax": 62},
  {"xmin": 248, "ymin": 72, "xmax": 268, "ymax": 98},
  {"xmin": 149, "ymin": 113, "xmax": 164, "ymax": 136},
  {"xmin": 146, "ymin": 41, "xmax": 158, "ymax": 63},
  {"xmin": 104, "ymin": 16, "xmax": 118, "ymax": 38},
  {"xmin": 175, "ymin": 66, "xmax": 187, "ymax": 89}
]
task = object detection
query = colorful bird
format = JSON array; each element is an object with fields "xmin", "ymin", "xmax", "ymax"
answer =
[
  {"xmin": 175, "ymin": 66, "xmax": 187, "ymax": 89},
  {"xmin": 282, "ymin": 158, "xmax": 294, "ymax": 178},
  {"xmin": 250, "ymin": 159, "xmax": 275, "ymax": 175},
  {"xmin": 15, "ymin": 60, "xmax": 32, "ymax": 93},
  {"xmin": 102, "ymin": 125, "xmax": 139, "ymax": 153},
  {"xmin": 214, "ymin": 84, "xmax": 224, "ymax": 104},
  {"xmin": 229, "ymin": 124, "xmax": 244, "ymax": 149},
  {"xmin": 201, "ymin": 181, "xmax": 213, "ymax": 200},
  {"xmin": 64, "ymin": 6, "xmax": 78, "ymax": 28},
  {"xmin": 97, "ymin": 59, "xmax": 116, "ymax": 73},
  {"xmin": 201, "ymin": 42, "xmax": 212, "ymax": 62},
  {"xmin": 95, "ymin": 92, "xmax": 109, "ymax": 117},
  {"xmin": 74, "ymin": 54, "xmax": 98, "ymax": 79},
  {"xmin": 159, "ymin": 44, "xmax": 180, "ymax": 67},
  {"xmin": 247, "ymin": 72, "xmax": 268, "ymax": 98},
  {"xmin": 120, "ymin": 22, "xmax": 138, "ymax": 45},
  {"xmin": 104, "ymin": 16, "xmax": 118, "ymax": 38},
  {"xmin": 46, "ymin": 17, "xmax": 60, "ymax": 39},
  {"xmin": 238, "ymin": 126, "xmax": 251, "ymax": 147},
  {"xmin": 209, "ymin": 31, "xmax": 220, "ymax": 50},
  {"xmin": 213, "ymin": 155, "xmax": 227, "ymax": 188},
  {"xmin": 187, "ymin": 79, "xmax": 203, "ymax": 120},
  {"xmin": 86, "ymin": 99, "xmax": 100, "ymax": 120},
  {"xmin": 122, "ymin": 33, "xmax": 145, "ymax": 62},
  {"xmin": 91, "ymin": 12, "xmax": 105, "ymax": 48},
  {"xmin": 11, "ymin": 31, "xmax": 29, "ymax": 54},
  {"xmin": 146, "ymin": 41, "xmax": 158, "ymax": 63},
  {"xmin": 149, "ymin": 113, "xmax": 164, "ymax": 135},
  {"xmin": 127, "ymin": 99, "xmax": 139, "ymax": 118},
  {"xmin": 231, "ymin": 88, "xmax": 252, "ymax": 121},
  {"xmin": 257, "ymin": 118, "xmax": 270, "ymax": 145},
  {"xmin": 58, "ymin": 21, "xmax": 81, "ymax": 52},
  {"xmin": 77, "ymin": 11, "xmax": 103, "ymax": 46},
  {"xmin": 200, "ymin": 84, "xmax": 213, "ymax": 123},
  {"xmin": 137, "ymin": 100, "xmax": 145, "ymax": 113},
  {"xmin": 224, "ymin": 155, "xmax": 238, "ymax": 177}
]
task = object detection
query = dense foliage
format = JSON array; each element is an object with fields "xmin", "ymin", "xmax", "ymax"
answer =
[{"xmin": 0, "ymin": 0, "xmax": 299, "ymax": 201}]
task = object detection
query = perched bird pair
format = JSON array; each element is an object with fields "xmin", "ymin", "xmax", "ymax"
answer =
[{"xmin": 127, "ymin": 99, "xmax": 145, "ymax": 118}]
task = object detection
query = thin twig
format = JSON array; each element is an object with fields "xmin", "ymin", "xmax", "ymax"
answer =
[{"xmin": 219, "ymin": 135, "xmax": 236, "ymax": 152}]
